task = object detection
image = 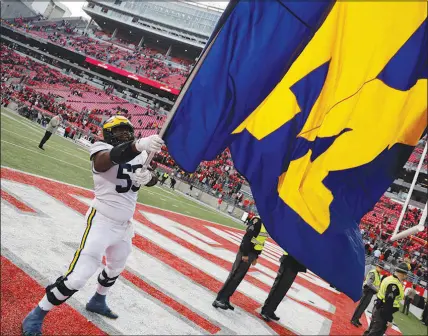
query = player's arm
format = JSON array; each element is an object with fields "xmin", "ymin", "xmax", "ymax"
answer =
[
  {"xmin": 93, "ymin": 136, "xmax": 164, "ymax": 173},
  {"xmin": 381, "ymin": 283, "xmax": 400, "ymax": 322},
  {"xmin": 92, "ymin": 141, "xmax": 139, "ymax": 173}
]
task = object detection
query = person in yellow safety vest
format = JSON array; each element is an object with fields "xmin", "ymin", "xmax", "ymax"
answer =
[
  {"xmin": 213, "ymin": 216, "xmax": 267, "ymax": 310},
  {"xmin": 350, "ymin": 261, "xmax": 384, "ymax": 327},
  {"xmin": 160, "ymin": 172, "xmax": 169, "ymax": 186},
  {"xmin": 261, "ymin": 250, "xmax": 306, "ymax": 322},
  {"xmin": 363, "ymin": 262, "xmax": 407, "ymax": 336}
]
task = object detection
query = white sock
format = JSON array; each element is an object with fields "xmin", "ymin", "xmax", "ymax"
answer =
[
  {"xmin": 96, "ymin": 284, "xmax": 110, "ymax": 295},
  {"xmin": 38, "ymin": 295, "xmax": 54, "ymax": 311}
]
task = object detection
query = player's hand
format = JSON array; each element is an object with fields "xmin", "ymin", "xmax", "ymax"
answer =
[
  {"xmin": 135, "ymin": 135, "xmax": 164, "ymax": 153},
  {"xmin": 242, "ymin": 256, "xmax": 249, "ymax": 262},
  {"xmin": 251, "ymin": 258, "xmax": 258, "ymax": 266},
  {"xmin": 132, "ymin": 168, "xmax": 153, "ymax": 186},
  {"xmin": 387, "ymin": 322, "xmax": 393, "ymax": 328}
]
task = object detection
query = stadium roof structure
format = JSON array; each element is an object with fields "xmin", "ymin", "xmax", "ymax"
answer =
[{"xmin": 83, "ymin": 0, "xmax": 222, "ymax": 60}]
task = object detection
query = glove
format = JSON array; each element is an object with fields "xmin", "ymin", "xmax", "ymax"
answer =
[
  {"xmin": 135, "ymin": 135, "xmax": 164, "ymax": 153},
  {"xmin": 132, "ymin": 168, "xmax": 153, "ymax": 187}
]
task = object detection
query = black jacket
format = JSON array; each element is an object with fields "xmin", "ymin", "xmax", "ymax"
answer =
[{"xmin": 240, "ymin": 217, "xmax": 262, "ymax": 256}]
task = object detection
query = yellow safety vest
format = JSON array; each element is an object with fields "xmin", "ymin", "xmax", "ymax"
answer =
[
  {"xmin": 251, "ymin": 224, "xmax": 269, "ymax": 251},
  {"xmin": 364, "ymin": 269, "xmax": 381, "ymax": 289},
  {"xmin": 377, "ymin": 275, "xmax": 404, "ymax": 308}
]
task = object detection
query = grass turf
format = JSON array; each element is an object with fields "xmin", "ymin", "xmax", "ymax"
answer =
[
  {"xmin": 0, "ymin": 107, "xmax": 243, "ymax": 229},
  {"xmin": 394, "ymin": 306, "xmax": 428, "ymax": 336}
]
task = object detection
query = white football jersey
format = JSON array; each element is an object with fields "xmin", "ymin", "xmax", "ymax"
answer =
[{"xmin": 90, "ymin": 141, "xmax": 148, "ymax": 222}]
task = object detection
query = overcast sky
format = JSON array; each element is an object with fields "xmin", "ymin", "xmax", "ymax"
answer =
[{"xmin": 60, "ymin": 1, "xmax": 228, "ymax": 19}]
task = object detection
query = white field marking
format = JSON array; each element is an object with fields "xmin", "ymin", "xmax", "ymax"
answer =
[
  {"xmin": 1, "ymin": 142, "xmax": 233, "ymax": 221},
  {"xmin": 209, "ymin": 227, "xmax": 245, "ymax": 245},
  {"xmin": 1, "ymin": 140, "xmax": 91, "ymax": 172},
  {"xmin": 206, "ymin": 227, "xmax": 335, "ymax": 312},
  {"xmin": 126, "ymin": 250, "xmax": 276, "ymax": 335},
  {"xmin": 137, "ymin": 211, "xmax": 332, "ymax": 334},
  {"xmin": 155, "ymin": 186, "xmax": 175, "ymax": 196},
  {"xmin": 1, "ymin": 165, "xmax": 246, "ymax": 231},
  {"xmin": 256, "ymin": 247, "xmax": 282, "ymax": 263},
  {"xmin": 1, "ymin": 110, "xmax": 243, "ymax": 224},
  {"xmin": 222, "ymin": 229, "xmax": 337, "ymax": 293},
  {"xmin": 1, "ymin": 127, "xmax": 89, "ymax": 163},
  {"xmin": 364, "ymin": 311, "xmax": 400, "ymax": 332},
  {"xmin": 297, "ymin": 273, "xmax": 341, "ymax": 293},
  {"xmin": 175, "ymin": 188, "xmax": 244, "ymax": 223},
  {"xmin": 205, "ymin": 227, "xmax": 283, "ymax": 267},
  {"xmin": 172, "ymin": 204, "xmax": 179, "ymax": 207},
  {"xmin": 225, "ymin": 230, "xmax": 282, "ymax": 257},
  {"xmin": 265, "ymin": 241, "xmax": 285, "ymax": 254},
  {"xmin": 147, "ymin": 186, "xmax": 225, "ymax": 216},
  {"xmin": 75, "ymin": 195, "xmax": 226, "ymax": 253},
  {"xmin": 225, "ymin": 230, "xmax": 283, "ymax": 257},
  {"xmin": 176, "ymin": 225, "xmax": 220, "ymax": 245},
  {"xmin": 0, "ymin": 166, "xmax": 336, "ymax": 295},
  {"xmin": 22, "ymin": 193, "xmax": 291, "ymax": 335},
  {"xmin": 0, "ymin": 180, "xmax": 203, "ymax": 335},
  {"xmin": 2, "ymin": 178, "xmax": 333, "ymax": 335},
  {"xmin": 1, "ymin": 110, "xmax": 89, "ymax": 154},
  {"xmin": 249, "ymin": 272, "xmax": 336, "ymax": 314},
  {"xmin": 1, "ymin": 111, "xmax": 46, "ymax": 134},
  {"xmin": 226, "ymin": 230, "xmax": 245, "ymax": 240}
]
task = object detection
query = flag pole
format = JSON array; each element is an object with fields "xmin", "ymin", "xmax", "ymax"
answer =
[{"xmin": 142, "ymin": 30, "xmax": 221, "ymax": 168}]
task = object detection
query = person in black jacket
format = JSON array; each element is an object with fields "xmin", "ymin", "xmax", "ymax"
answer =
[
  {"xmin": 212, "ymin": 216, "xmax": 267, "ymax": 310},
  {"xmin": 261, "ymin": 251, "xmax": 306, "ymax": 321}
]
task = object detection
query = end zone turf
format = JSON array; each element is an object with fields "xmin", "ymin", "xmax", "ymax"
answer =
[{"xmin": 0, "ymin": 167, "xmax": 403, "ymax": 335}]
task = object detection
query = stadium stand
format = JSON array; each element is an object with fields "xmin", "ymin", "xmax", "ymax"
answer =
[
  {"xmin": 1, "ymin": 18, "xmax": 192, "ymax": 90},
  {"xmin": 1, "ymin": 43, "xmax": 167, "ymax": 138}
]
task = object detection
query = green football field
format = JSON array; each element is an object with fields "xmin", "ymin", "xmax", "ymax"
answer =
[{"xmin": 0, "ymin": 107, "xmax": 243, "ymax": 229}]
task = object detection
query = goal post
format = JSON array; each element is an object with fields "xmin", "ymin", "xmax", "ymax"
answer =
[
  {"xmin": 390, "ymin": 202, "xmax": 427, "ymax": 241},
  {"xmin": 390, "ymin": 142, "xmax": 427, "ymax": 242}
]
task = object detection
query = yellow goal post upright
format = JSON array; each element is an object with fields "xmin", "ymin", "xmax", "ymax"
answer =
[{"xmin": 390, "ymin": 141, "xmax": 427, "ymax": 242}]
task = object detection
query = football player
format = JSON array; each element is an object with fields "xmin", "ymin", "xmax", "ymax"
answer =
[{"xmin": 22, "ymin": 116, "xmax": 164, "ymax": 336}]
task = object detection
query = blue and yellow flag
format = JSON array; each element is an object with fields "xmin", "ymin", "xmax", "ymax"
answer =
[{"xmin": 164, "ymin": 1, "xmax": 427, "ymax": 300}]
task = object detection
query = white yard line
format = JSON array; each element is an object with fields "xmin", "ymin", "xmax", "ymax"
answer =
[
  {"xmin": 1, "ymin": 140, "xmax": 90, "ymax": 172},
  {"xmin": 0, "ymin": 165, "xmax": 246, "ymax": 230},
  {"xmin": 1, "ymin": 110, "xmax": 89, "ymax": 154},
  {"xmin": 1, "ymin": 127, "xmax": 89, "ymax": 163}
]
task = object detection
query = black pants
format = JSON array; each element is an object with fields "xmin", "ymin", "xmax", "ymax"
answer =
[
  {"xmin": 39, "ymin": 131, "xmax": 52, "ymax": 147},
  {"xmin": 261, "ymin": 255, "xmax": 304, "ymax": 315},
  {"xmin": 363, "ymin": 305, "xmax": 387, "ymax": 336},
  {"xmin": 216, "ymin": 251, "xmax": 258, "ymax": 302},
  {"xmin": 422, "ymin": 301, "xmax": 428, "ymax": 324},
  {"xmin": 352, "ymin": 289, "xmax": 375, "ymax": 322},
  {"xmin": 402, "ymin": 297, "xmax": 412, "ymax": 315}
]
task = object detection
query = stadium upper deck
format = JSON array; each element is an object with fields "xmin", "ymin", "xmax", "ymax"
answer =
[{"xmin": 83, "ymin": 0, "xmax": 222, "ymax": 60}]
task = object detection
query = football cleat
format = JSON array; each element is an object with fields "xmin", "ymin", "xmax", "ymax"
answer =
[
  {"xmin": 86, "ymin": 293, "xmax": 118, "ymax": 319},
  {"xmin": 22, "ymin": 306, "xmax": 48, "ymax": 336}
]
